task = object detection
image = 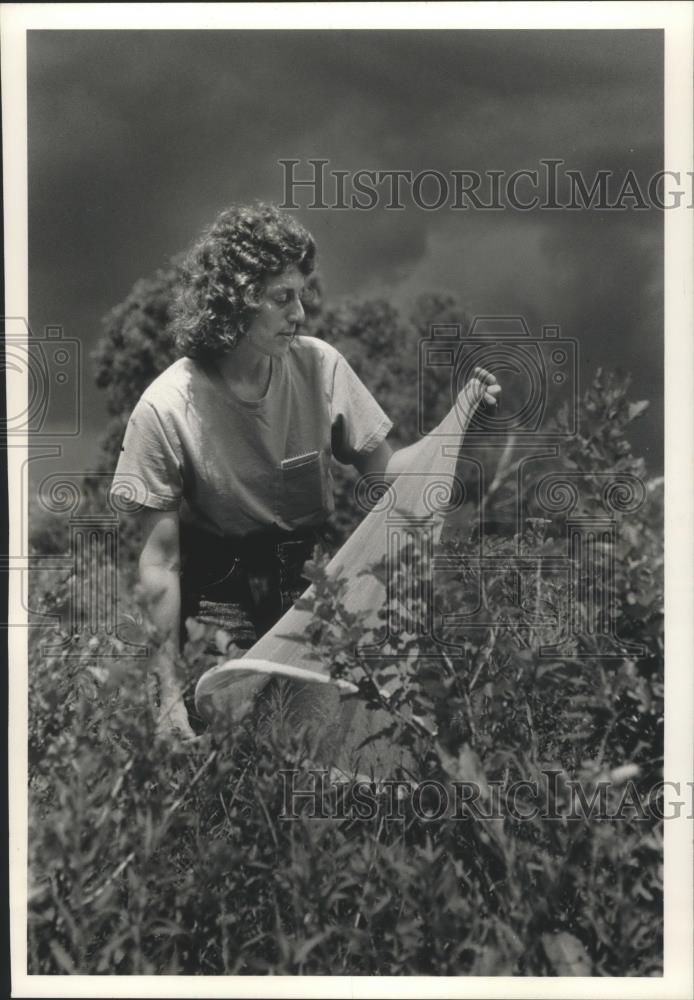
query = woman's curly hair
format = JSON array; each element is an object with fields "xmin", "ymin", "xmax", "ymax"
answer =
[{"xmin": 172, "ymin": 203, "xmax": 317, "ymax": 359}]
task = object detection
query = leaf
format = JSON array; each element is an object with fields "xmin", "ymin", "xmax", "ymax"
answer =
[
  {"xmin": 627, "ymin": 400, "xmax": 649, "ymax": 422},
  {"xmin": 353, "ymin": 721, "xmax": 398, "ymax": 751},
  {"xmin": 542, "ymin": 931, "xmax": 592, "ymax": 975},
  {"xmin": 455, "ymin": 744, "xmax": 490, "ymax": 798},
  {"xmin": 49, "ymin": 940, "xmax": 76, "ymax": 973},
  {"xmin": 293, "ymin": 931, "xmax": 329, "ymax": 964}
]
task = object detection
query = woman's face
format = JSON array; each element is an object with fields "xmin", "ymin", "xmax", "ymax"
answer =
[{"xmin": 244, "ymin": 265, "xmax": 306, "ymax": 358}]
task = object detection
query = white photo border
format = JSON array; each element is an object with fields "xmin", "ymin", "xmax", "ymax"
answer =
[{"xmin": 3, "ymin": 3, "xmax": 692, "ymax": 998}]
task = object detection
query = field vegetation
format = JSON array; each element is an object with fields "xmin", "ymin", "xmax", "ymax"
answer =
[{"xmin": 27, "ymin": 271, "xmax": 663, "ymax": 974}]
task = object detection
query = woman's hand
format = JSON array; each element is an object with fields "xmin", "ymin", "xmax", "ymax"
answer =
[
  {"xmin": 156, "ymin": 698, "xmax": 199, "ymax": 743},
  {"xmin": 355, "ymin": 366, "xmax": 502, "ymax": 480},
  {"xmin": 138, "ymin": 509, "xmax": 197, "ymax": 743},
  {"xmin": 470, "ymin": 365, "xmax": 502, "ymax": 407}
]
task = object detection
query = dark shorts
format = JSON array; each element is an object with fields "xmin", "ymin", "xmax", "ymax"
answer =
[{"xmin": 180, "ymin": 524, "xmax": 327, "ymax": 652}]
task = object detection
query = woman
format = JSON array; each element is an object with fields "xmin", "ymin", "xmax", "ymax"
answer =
[{"xmin": 110, "ymin": 203, "xmax": 500, "ymax": 740}]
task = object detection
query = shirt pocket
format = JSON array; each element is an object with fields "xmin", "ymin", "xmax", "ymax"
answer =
[{"xmin": 278, "ymin": 449, "xmax": 330, "ymax": 523}]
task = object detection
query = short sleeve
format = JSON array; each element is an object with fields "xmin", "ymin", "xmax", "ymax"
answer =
[
  {"xmin": 109, "ymin": 397, "xmax": 184, "ymax": 511},
  {"xmin": 329, "ymin": 351, "xmax": 393, "ymax": 464}
]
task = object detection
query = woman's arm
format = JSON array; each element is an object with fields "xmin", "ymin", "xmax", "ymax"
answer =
[
  {"xmin": 353, "ymin": 366, "xmax": 501, "ymax": 478},
  {"xmin": 138, "ymin": 508, "xmax": 196, "ymax": 740}
]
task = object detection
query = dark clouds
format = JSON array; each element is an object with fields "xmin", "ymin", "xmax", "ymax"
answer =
[{"xmin": 27, "ymin": 29, "xmax": 664, "ymax": 470}]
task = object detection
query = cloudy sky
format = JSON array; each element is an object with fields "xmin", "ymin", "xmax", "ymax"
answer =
[{"xmin": 28, "ymin": 28, "xmax": 663, "ymax": 472}]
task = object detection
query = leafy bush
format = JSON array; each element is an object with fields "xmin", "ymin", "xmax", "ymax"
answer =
[
  {"xmin": 28, "ymin": 262, "xmax": 662, "ymax": 974},
  {"xmin": 27, "ymin": 362, "xmax": 663, "ymax": 974}
]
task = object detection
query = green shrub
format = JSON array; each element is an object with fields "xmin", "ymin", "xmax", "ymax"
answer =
[
  {"xmin": 29, "ymin": 261, "xmax": 662, "ymax": 975},
  {"xmin": 27, "ymin": 367, "xmax": 662, "ymax": 975}
]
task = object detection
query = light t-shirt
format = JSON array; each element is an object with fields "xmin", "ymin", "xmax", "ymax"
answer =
[{"xmin": 109, "ymin": 336, "xmax": 392, "ymax": 537}]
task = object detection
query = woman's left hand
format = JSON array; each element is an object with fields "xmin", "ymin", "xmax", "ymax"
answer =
[{"xmin": 472, "ymin": 365, "xmax": 502, "ymax": 407}]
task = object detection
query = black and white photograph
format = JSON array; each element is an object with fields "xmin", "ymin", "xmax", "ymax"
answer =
[{"xmin": 4, "ymin": 2, "xmax": 693, "ymax": 996}]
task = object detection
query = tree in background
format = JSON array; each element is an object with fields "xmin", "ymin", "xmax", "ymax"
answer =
[{"xmin": 92, "ymin": 261, "xmax": 183, "ymax": 474}]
